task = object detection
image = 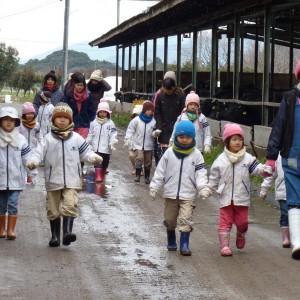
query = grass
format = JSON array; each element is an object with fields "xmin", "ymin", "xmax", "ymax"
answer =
[{"xmin": 111, "ymin": 112, "xmax": 131, "ymax": 128}]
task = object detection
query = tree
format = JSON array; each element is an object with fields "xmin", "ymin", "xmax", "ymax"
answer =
[{"xmin": 0, "ymin": 42, "xmax": 19, "ymax": 91}]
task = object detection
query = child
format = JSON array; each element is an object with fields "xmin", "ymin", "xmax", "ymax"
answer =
[
  {"xmin": 260, "ymin": 154, "xmax": 291, "ymax": 248},
  {"xmin": 169, "ymin": 91, "xmax": 212, "ymax": 154},
  {"xmin": 63, "ymin": 72, "xmax": 95, "ymax": 139},
  {"xmin": 26, "ymin": 103, "xmax": 102, "ymax": 247},
  {"xmin": 0, "ymin": 107, "xmax": 37, "ymax": 240},
  {"xmin": 19, "ymin": 102, "xmax": 43, "ymax": 183},
  {"xmin": 207, "ymin": 123, "xmax": 272, "ymax": 257},
  {"xmin": 86, "ymin": 99, "xmax": 118, "ymax": 182},
  {"xmin": 149, "ymin": 120, "xmax": 210, "ymax": 256},
  {"xmin": 37, "ymin": 91, "xmax": 54, "ymax": 138},
  {"xmin": 124, "ymin": 101, "xmax": 156, "ymax": 184}
]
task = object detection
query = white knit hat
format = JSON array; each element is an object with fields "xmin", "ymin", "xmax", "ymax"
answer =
[
  {"xmin": 96, "ymin": 99, "xmax": 112, "ymax": 115},
  {"xmin": 90, "ymin": 70, "xmax": 103, "ymax": 82},
  {"xmin": 164, "ymin": 71, "xmax": 177, "ymax": 85}
]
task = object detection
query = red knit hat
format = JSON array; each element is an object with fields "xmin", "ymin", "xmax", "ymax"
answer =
[
  {"xmin": 223, "ymin": 123, "xmax": 244, "ymax": 141},
  {"xmin": 295, "ymin": 60, "xmax": 300, "ymax": 80},
  {"xmin": 142, "ymin": 101, "xmax": 154, "ymax": 113}
]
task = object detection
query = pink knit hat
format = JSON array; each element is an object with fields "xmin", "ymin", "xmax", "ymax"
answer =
[
  {"xmin": 295, "ymin": 60, "xmax": 300, "ymax": 80},
  {"xmin": 22, "ymin": 102, "xmax": 36, "ymax": 115},
  {"xmin": 96, "ymin": 99, "xmax": 112, "ymax": 115},
  {"xmin": 185, "ymin": 91, "xmax": 200, "ymax": 107},
  {"xmin": 223, "ymin": 123, "xmax": 244, "ymax": 141}
]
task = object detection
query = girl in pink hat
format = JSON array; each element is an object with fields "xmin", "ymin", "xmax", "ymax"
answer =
[
  {"xmin": 19, "ymin": 102, "xmax": 43, "ymax": 183},
  {"xmin": 169, "ymin": 91, "xmax": 212, "ymax": 154},
  {"xmin": 207, "ymin": 123, "xmax": 272, "ymax": 256}
]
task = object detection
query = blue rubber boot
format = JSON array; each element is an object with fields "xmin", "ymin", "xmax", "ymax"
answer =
[
  {"xmin": 167, "ymin": 230, "xmax": 177, "ymax": 251},
  {"xmin": 180, "ymin": 232, "xmax": 192, "ymax": 256}
]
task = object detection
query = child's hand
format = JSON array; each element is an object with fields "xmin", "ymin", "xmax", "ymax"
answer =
[
  {"xmin": 149, "ymin": 188, "xmax": 157, "ymax": 200},
  {"xmin": 261, "ymin": 165, "xmax": 273, "ymax": 177},
  {"xmin": 152, "ymin": 129, "xmax": 162, "ymax": 138},
  {"xmin": 26, "ymin": 161, "xmax": 38, "ymax": 170},
  {"xmin": 90, "ymin": 154, "xmax": 103, "ymax": 165},
  {"xmin": 198, "ymin": 187, "xmax": 212, "ymax": 200},
  {"xmin": 259, "ymin": 188, "xmax": 268, "ymax": 199},
  {"xmin": 203, "ymin": 145, "xmax": 211, "ymax": 154},
  {"xmin": 265, "ymin": 159, "xmax": 276, "ymax": 172},
  {"xmin": 123, "ymin": 139, "xmax": 131, "ymax": 149}
]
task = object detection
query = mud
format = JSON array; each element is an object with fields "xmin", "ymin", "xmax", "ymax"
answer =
[{"xmin": 0, "ymin": 129, "xmax": 300, "ymax": 300}]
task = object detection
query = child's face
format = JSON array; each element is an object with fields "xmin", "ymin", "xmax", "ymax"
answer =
[
  {"xmin": 1, "ymin": 117, "xmax": 16, "ymax": 132},
  {"xmin": 176, "ymin": 135, "xmax": 193, "ymax": 146},
  {"xmin": 187, "ymin": 103, "xmax": 199, "ymax": 112},
  {"xmin": 145, "ymin": 109, "xmax": 154, "ymax": 117},
  {"xmin": 46, "ymin": 78, "xmax": 55, "ymax": 85},
  {"xmin": 98, "ymin": 110, "xmax": 108, "ymax": 119},
  {"xmin": 54, "ymin": 116, "xmax": 70, "ymax": 129},
  {"xmin": 75, "ymin": 83, "xmax": 85, "ymax": 93},
  {"xmin": 24, "ymin": 112, "xmax": 35, "ymax": 121},
  {"xmin": 228, "ymin": 135, "xmax": 244, "ymax": 153}
]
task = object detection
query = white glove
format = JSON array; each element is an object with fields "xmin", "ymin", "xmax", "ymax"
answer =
[
  {"xmin": 90, "ymin": 154, "xmax": 103, "ymax": 165},
  {"xmin": 109, "ymin": 139, "xmax": 118, "ymax": 151},
  {"xmin": 203, "ymin": 145, "xmax": 211, "ymax": 154},
  {"xmin": 150, "ymin": 188, "xmax": 157, "ymax": 200},
  {"xmin": 259, "ymin": 188, "xmax": 268, "ymax": 200},
  {"xmin": 123, "ymin": 139, "xmax": 131, "ymax": 149},
  {"xmin": 30, "ymin": 174, "xmax": 38, "ymax": 186},
  {"xmin": 152, "ymin": 129, "xmax": 162, "ymax": 138},
  {"xmin": 26, "ymin": 161, "xmax": 38, "ymax": 170},
  {"xmin": 198, "ymin": 187, "xmax": 213, "ymax": 200},
  {"xmin": 260, "ymin": 164, "xmax": 273, "ymax": 177}
]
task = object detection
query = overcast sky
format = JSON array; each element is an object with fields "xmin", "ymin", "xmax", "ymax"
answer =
[{"xmin": 0, "ymin": 0, "xmax": 159, "ymax": 62}]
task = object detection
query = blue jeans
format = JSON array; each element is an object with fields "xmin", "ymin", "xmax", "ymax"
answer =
[
  {"xmin": 0, "ymin": 190, "xmax": 20, "ymax": 215},
  {"xmin": 278, "ymin": 200, "xmax": 289, "ymax": 227}
]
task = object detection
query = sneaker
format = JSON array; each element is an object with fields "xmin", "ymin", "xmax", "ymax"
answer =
[{"xmin": 221, "ymin": 246, "xmax": 233, "ymax": 256}]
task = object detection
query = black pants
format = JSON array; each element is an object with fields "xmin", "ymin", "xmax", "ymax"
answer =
[{"xmin": 95, "ymin": 152, "xmax": 110, "ymax": 169}]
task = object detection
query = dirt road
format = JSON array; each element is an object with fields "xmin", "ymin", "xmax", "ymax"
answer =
[{"xmin": 0, "ymin": 129, "xmax": 299, "ymax": 300}]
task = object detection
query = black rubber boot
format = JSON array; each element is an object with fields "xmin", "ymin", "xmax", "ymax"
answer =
[
  {"xmin": 134, "ymin": 168, "xmax": 142, "ymax": 182},
  {"xmin": 144, "ymin": 170, "xmax": 151, "ymax": 184},
  {"xmin": 62, "ymin": 217, "xmax": 76, "ymax": 246},
  {"xmin": 49, "ymin": 217, "xmax": 61, "ymax": 247}
]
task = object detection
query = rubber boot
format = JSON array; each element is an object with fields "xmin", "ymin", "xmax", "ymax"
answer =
[
  {"xmin": 7, "ymin": 215, "xmax": 17, "ymax": 240},
  {"xmin": 134, "ymin": 168, "xmax": 142, "ymax": 182},
  {"xmin": 99, "ymin": 168, "xmax": 106, "ymax": 182},
  {"xmin": 288, "ymin": 208, "xmax": 300, "ymax": 259},
  {"xmin": 281, "ymin": 226, "xmax": 291, "ymax": 248},
  {"xmin": 95, "ymin": 168, "xmax": 102, "ymax": 182},
  {"xmin": 144, "ymin": 169, "xmax": 151, "ymax": 184},
  {"xmin": 0, "ymin": 215, "xmax": 6, "ymax": 238},
  {"xmin": 236, "ymin": 231, "xmax": 246, "ymax": 249},
  {"xmin": 49, "ymin": 217, "xmax": 61, "ymax": 247},
  {"xmin": 218, "ymin": 229, "xmax": 233, "ymax": 256},
  {"xmin": 167, "ymin": 230, "xmax": 177, "ymax": 251},
  {"xmin": 62, "ymin": 216, "xmax": 76, "ymax": 246},
  {"xmin": 180, "ymin": 232, "xmax": 192, "ymax": 256}
]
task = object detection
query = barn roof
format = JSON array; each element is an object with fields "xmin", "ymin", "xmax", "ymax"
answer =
[{"xmin": 89, "ymin": 0, "xmax": 300, "ymax": 49}]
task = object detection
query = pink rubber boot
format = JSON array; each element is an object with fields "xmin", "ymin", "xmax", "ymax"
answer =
[
  {"xmin": 281, "ymin": 227, "xmax": 291, "ymax": 248},
  {"xmin": 218, "ymin": 229, "xmax": 233, "ymax": 256}
]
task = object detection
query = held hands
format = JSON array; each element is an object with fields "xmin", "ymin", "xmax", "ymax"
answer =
[
  {"xmin": 261, "ymin": 164, "xmax": 273, "ymax": 177},
  {"xmin": 198, "ymin": 187, "xmax": 213, "ymax": 200},
  {"xmin": 149, "ymin": 188, "xmax": 157, "ymax": 200},
  {"xmin": 265, "ymin": 159, "xmax": 276, "ymax": 172},
  {"xmin": 152, "ymin": 129, "xmax": 162, "ymax": 138},
  {"xmin": 109, "ymin": 139, "xmax": 118, "ymax": 151},
  {"xmin": 203, "ymin": 145, "xmax": 211, "ymax": 154},
  {"xmin": 259, "ymin": 187, "xmax": 268, "ymax": 200},
  {"xmin": 123, "ymin": 139, "xmax": 131, "ymax": 149},
  {"xmin": 26, "ymin": 161, "xmax": 38, "ymax": 170},
  {"xmin": 90, "ymin": 154, "xmax": 103, "ymax": 165}
]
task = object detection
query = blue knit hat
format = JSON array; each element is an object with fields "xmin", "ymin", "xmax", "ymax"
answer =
[{"xmin": 174, "ymin": 120, "xmax": 195, "ymax": 139}]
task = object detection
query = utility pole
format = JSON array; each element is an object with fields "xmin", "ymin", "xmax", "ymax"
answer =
[{"xmin": 61, "ymin": 0, "xmax": 70, "ymax": 90}]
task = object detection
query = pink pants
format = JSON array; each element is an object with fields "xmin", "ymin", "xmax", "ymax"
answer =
[
  {"xmin": 219, "ymin": 201, "xmax": 248, "ymax": 233},
  {"xmin": 74, "ymin": 127, "xmax": 89, "ymax": 139}
]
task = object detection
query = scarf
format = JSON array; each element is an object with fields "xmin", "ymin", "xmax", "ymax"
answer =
[
  {"xmin": 139, "ymin": 112, "xmax": 153, "ymax": 123},
  {"xmin": 172, "ymin": 139, "xmax": 196, "ymax": 159},
  {"xmin": 186, "ymin": 111, "xmax": 197, "ymax": 122},
  {"xmin": 50, "ymin": 122, "xmax": 74, "ymax": 140},
  {"xmin": 44, "ymin": 82, "xmax": 56, "ymax": 92},
  {"xmin": 73, "ymin": 88, "xmax": 88, "ymax": 112},
  {"xmin": 96, "ymin": 117, "xmax": 108, "ymax": 124},
  {"xmin": 0, "ymin": 127, "xmax": 19, "ymax": 148},
  {"xmin": 179, "ymin": 109, "xmax": 203, "ymax": 129},
  {"xmin": 22, "ymin": 118, "xmax": 37, "ymax": 129},
  {"xmin": 224, "ymin": 146, "xmax": 246, "ymax": 164}
]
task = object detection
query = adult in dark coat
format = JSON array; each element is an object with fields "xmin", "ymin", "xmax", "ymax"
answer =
[
  {"xmin": 87, "ymin": 70, "xmax": 112, "ymax": 111},
  {"xmin": 32, "ymin": 70, "xmax": 63, "ymax": 113}
]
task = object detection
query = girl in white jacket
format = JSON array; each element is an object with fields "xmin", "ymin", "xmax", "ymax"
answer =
[
  {"xmin": 150, "ymin": 120, "xmax": 210, "ymax": 256},
  {"xmin": 27, "ymin": 103, "xmax": 102, "ymax": 248},
  {"xmin": 169, "ymin": 91, "xmax": 212, "ymax": 154},
  {"xmin": 208, "ymin": 123, "xmax": 272, "ymax": 257},
  {"xmin": 260, "ymin": 155, "xmax": 290, "ymax": 248},
  {"xmin": 86, "ymin": 99, "xmax": 118, "ymax": 182}
]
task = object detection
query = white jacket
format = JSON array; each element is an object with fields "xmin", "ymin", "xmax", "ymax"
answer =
[
  {"xmin": 19, "ymin": 122, "xmax": 43, "ymax": 150},
  {"xmin": 208, "ymin": 150, "xmax": 263, "ymax": 207},
  {"xmin": 150, "ymin": 147, "xmax": 208, "ymax": 200},
  {"xmin": 86, "ymin": 119, "xmax": 117, "ymax": 154},
  {"xmin": 0, "ymin": 133, "xmax": 35, "ymax": 190},
  {"xmin": 169, "ymin": 112, "xmax": 212, "ymax": 152},
  {"xmin": 30, "ymin": 132, "xmax": 98, "ymax": 191},
  {"xmin": 125, "ymin": 116, "xmax": 156, "ymax": 151},
  {"xmin": 37, "ymin": 103, "xmax": 54, "ymax": 136},
  {"xmin": 261, "ymin": 155, "xmax": 286, "ymax": 201}
]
